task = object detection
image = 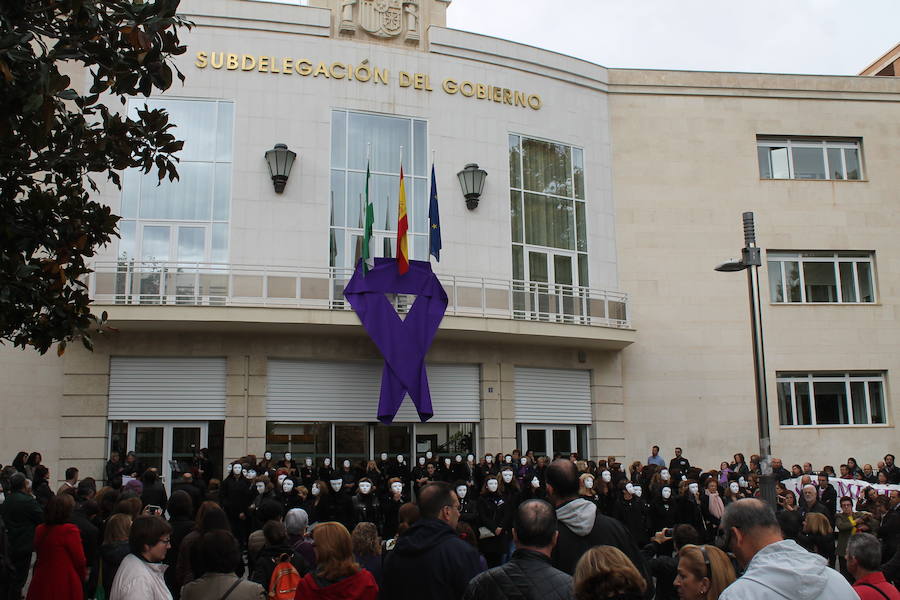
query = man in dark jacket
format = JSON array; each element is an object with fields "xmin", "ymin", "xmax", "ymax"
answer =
[
  {"xmin": 0, "ymin": 474, "xmax": 43, "ymax": 599},
  {"xmin": 546, "ymin": 459, "xmax": 650, "ymax": 588},
  {"xmin": 816, "ymin": 473, "xmax": 837, "ymax": 521},
  {"xmin": 464, "ymin": 499, "xmax": 573, "ymax": 600},
  {"xmin": 381, "ymin": 481, "xmax": 482, "ymax": 600}
]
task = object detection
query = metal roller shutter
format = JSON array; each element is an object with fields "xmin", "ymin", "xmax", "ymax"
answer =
[
  {"xmin": 515, "ymin": 367, "xmax": 591, "ymax": 424},
  {"xmin": 108, "ymin": 357, "xmax": 227, "ymax": 420},
  {"xmin": 267, "ymin": 360, "xmax": 480, "ymax": 422}
]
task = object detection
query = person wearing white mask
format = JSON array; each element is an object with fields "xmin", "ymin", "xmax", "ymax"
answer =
[
  {"xmin": 476, "ymin": 475, "xmax": 508, "ymax": 567},
  {"xmin": 440, "ymin": 457, "xmax": 453, "ymax": 482},
  {"xmin": 615, "ymin": 480, "xmax": 649, "ymax": 546},
  {"xmin": 280, "ymin": 451, "xmax": 297, "ymax": 476},
  {"xmin": 318, "ymin": 457, "xmax": 334, "ymax": 483},
  {"xmin": 675, "ymin": 480, "xmax": 704, "ymax": 533},
  {"xmin": 305, "ymin": 480, "xmax": 327, "ymax": 524},
  {"xmin": 412, "ymin": 456, "xmax": 430, "ymax": 495},
  {"xmin": 498, "ymin": 468, "xmax": 521, "ymax": 563},
  {"xmin": 476, "ymin": 453, "xmax": 498, "ymax": 492},
  {"xmin": 299, "ymin": 456, "xmax": 315, "ymax": 489},
  {"xmin": 454, "ymin": 482, "xmax": 478, "ymax": 530},
  {"xmin": 651, "ymin": 485, "xmax": 677, "ymax": 535},
  {"xmin": 425, "ymin": 450, "xmax": 433, "ymax": 462},
  {"xmin": 322, "ymin": 477, "xmax": 354, "ymax": 529},
  {"xmin": 382, "ymin": 477, "xmax": 408, "ymax": 539},
  {"xmin": 578, "ymin": 473, "xmax": 597, "ymax": 503},
  {"xmin": 339, "ymin": 458, "xmax": 358, "ymax": 493},
  {"xmin": 248, "ymin": 476, "xmax": 274, "ymax": 525},
  {"xmin": 352, "ymin": 477, "xmax": 382, "ymax": 532},
  {"xmin": 259, "ymin": 450, "xmax": 274, "ymax": 472},
  {"xmin": 724, "ymin": 479, "xmax": 744, "ymax": 506},
  {"xmin": 221, "ymin": 462, "xmax": 253, "ymax": 550}
]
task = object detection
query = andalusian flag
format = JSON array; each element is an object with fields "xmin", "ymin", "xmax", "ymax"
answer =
[
  {"xmin": 396, "ymin": 164, "xmax": 409, "ymax": 275},
  {"xmin": 361, "ymin": 160, "xmax": 375, "ymax": 275}
]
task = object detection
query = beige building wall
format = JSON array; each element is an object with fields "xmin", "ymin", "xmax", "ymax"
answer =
[{"xmin": 609, "ymin": 69, "xmax": 900, "ymax": 469}]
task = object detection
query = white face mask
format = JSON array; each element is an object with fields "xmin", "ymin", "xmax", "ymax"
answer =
[
  {"xmin": 456, "ymin": 486, "xmax": 467, "ymax": 499},
  {"xmin": 311, "ymin": 484, "xmax": 320, "ymax": 496},
  {"xmin": 397, "ymin": 455, "xmax": 404, "ymax": 463},
  {"xmin": 739, "ymin": 477, "xmax": 747, "ymax": 488},
  {"xmin": 283, "ymin": 480, "xmax": 294, "ymax": 493},
  {"xmin": 278, "ymin": 474, "xmax": 287, "ymax": 485},
  {"xmin": 358, "ymin": 482, "xmax": 372, "ymax": 494},
  {"xmin": 520, "ymin": 458, "xmax": 527, "ymax": 466},
  {"xmin": 444, "ymin": 458, "xmax": 451, "ymax": 467},
  {"xmin": 232, "ymin": 464, "xmax": 242, "ymax": 475},
  {"xmin": 330, "ymin": 480, "xmax": 343, "ymax": 492},
  {"xmin": 467, "ymin": 455, "xmax": 474, "ymax": 463},
  {"xmin": 531, "ymin": 477, "xmax": 540, "ymax": 489},
  {"xmin": 305, "ymin": 458, "xmax": 312, "ymax": 467},
  {"xmin": 343, "ymin": 460, "xmax": 350, "ymax": 469},
  {"xmin": 601, "ymin": 471, "xmax": 611, "ymax": 483},
  {"xmin": 285, "ymin": 453, "xmax": 292, "ymax": 461},
  {"xmin": 391, "ymin": 482, "xmax": 403, "ymax": 494},
  {"xmin": 504, "ymin": 455, "xmax": 512, "ymax": 464},
  {"xmin": 256, "ymin": 482, "xmax": 265, "ymax": 494},
  {"xmin": 0, "ymin": 493, "xmax": 5, "ymax": 504},
  {"xmin": 633, "ymin": 486, "xmax": 642, "ymax": 498},
  {"xmin": 661, "ymin": 469, "xmax": 670, "ymax": 481},
  {"xmin": 485, "ymin": 455, "xmax": 493, "ymax": 464},
  {"xmin": 381, "ymin": 453, "xmax": 388, "ymax": 461},
  {"xmin": 487, "ymin": 480, "xmax": 499, "ymax": 492},
  {"xmin": 426, "ymin": 451, "xmax": 433, "ymax": 459},
  {"xmin": 689, "ymin": 483, "xmax": 699, "ymax": 494},
  {"xmin": 584, "ymin": 477, "xmax": 594, "ymax": 490},
  {"xmin": 418, "ymin": 457, "xmax": 426, "ymax": 466},
  {"xmin": 502, "ymin": 471, "xmax": 513, "ymax": 483},
  {"xmin": 730, "ymin": 482, "xmax": 740, "ymax": 494},
  {"xmin": 662, "ymin": 487, "xmax": 672, "ymax": 499},
  {"xmin": 625, "ymin": 483, "xmax": 635, "ymax": 495},
  {"xmin": 264, "ymin": 452, "xmax": 272, "ymax": 460},
  {"xmin": 247, "ymin": 470, "xmax": 257, "ymax": 479},
  {"xmin": 324, "ymin": 458, "xmax": 331, "ymax": 467},
  {"xmin": 455, "ymin": 455, "xmax": 462, "ymax": 463}
]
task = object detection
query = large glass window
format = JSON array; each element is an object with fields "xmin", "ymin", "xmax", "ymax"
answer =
[
  {"xmin": 119, "ymin": 99, "xmax": 234, "ymax": 264},
  {"xmin": 330, "ymin": 110, "xmax": 428, "ymax": 270},
  {"xmin": 776, "ymin": 372, "xmax": 887, "ymax": 426},
  {"xmin": 757, "ymin": 138, "xmax": 862, "ymax": 180},
  {"xmin": 767, "ymin": 252, "xmax": 876, "ymax": 303}
]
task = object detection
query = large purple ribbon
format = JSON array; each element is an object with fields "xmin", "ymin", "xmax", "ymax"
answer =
[{"xmin": 343, "ymin": 258, "xmax": 448, "ymax": 424}]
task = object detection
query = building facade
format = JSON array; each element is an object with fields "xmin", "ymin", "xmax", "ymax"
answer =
[{"xmin": 2, "ymin": 0, "xmax": 899, "ymax": 485}]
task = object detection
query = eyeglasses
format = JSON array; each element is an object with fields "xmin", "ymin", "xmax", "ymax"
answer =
[{"xmin": 158, "ymin": 538, "xmax": 172, "ymax": 546}]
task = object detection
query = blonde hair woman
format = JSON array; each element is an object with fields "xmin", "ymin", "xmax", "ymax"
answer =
[
  {"xmin": 674, "ymin": 544, "xmax": 736, "ymax": 600},
  {"xmin": 578, "ymin": 472, "xmax": 597, "ymax": 501},
  {"xmin": 295, "ymin": 522, "xmax": 378, "ymax": 599},
  {"xmin": 799, "ymin": 512, "xmax": 836, "ymax": 565},
  {"xmin": 574, "ymin": 545, "xmax": 646, "ymax": 600}
]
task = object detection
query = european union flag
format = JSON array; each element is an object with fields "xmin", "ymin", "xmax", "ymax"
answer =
[{"xmin": 429, "ymin": 164, "xmax": 441, "ymax": 261}]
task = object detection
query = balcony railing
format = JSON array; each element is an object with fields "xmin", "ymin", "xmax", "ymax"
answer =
[{"xmin": 86, "ymin": 260, "xmax": 630, "ymax": 328}]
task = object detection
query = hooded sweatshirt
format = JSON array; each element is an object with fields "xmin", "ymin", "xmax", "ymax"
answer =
[
  {"xmin": 719, "ymin": 539, "xmax": 856, "ymax": 600},
  {"xmin": 381, "ymin": 517, "xmax": 482, "ymax": 600},
  {"xmin": 294, "ymin": 569, "xmax": 377, "ymax": 600},
  {"xmin": 552, "ymin": 497, "xmax": 650, "ymax": 586}
]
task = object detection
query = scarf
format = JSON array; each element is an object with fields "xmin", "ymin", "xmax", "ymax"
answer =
[
  {"xmin": 848, "ymin": 513, "xmax": 858, "ymax": 535},
  {"xmin": 706, "ymin": 490, "xmax": 725, "ymax": 519}
]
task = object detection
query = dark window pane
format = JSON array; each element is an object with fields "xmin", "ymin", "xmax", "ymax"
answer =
[
  {"xmin": 796, "ymin": 382, "xmax": 812, "ymax": 425},
  {"xmin": 813, "ymin": 381, "xmax": 848, "ymax": 425},
  {"xmin": 510, "ymin": 191, "xmax": 523, "ymax": 243},
  {"xmin": 827, "ymin": 147, "xmax": 844, "ymax": 180},
  {"xmin": 575, "ymin": 201, "xmax": 586, "ymax": 252},
  {"xmin": 857, "ymin": 262, "xmax": 874, "ymax": 302},
  {"xmin": 552, "ymin": 429, "xmax": 573, "ymax": 453},
  {"xmin": 845, "ymin": 148, "xmax": 861, "ymax": 180},
  {"xmin": 869, "ymin": 382, "xmax": 886, "ymax": 424},
  {"xmin": 578, "ymin": 253, "xmax": 589, "ymax": 287},
  {"xmin": 785, "ymin": 261, "xmax": 802, "ymax": 302},
  {"xmin": 758, "ymin": 147, "xmax": 772, "ymax": 179},
  {"xmin": 509, "ymin": 135, "xmax": 521, "ymax": 189},
  {"xmin": 526, "ymin": 429, "xmax": 547, "ymax": 455},
  {"xmin": 512, "ymin": 245, "xmax": 524, "ymax": 281},
  {"xmin": 573, "ymin": 148, "xmax": 584, "ymax": 199},
  {"xmin": 760, "ymin": 146, "xmax": 789, "ymax": 179},
  {"xmin": 777, "ymin": 382, "xmax": 794, "ymax": 425},
  {"xmin": 803, "ymin": 262, "xmax": 838, "ymax": 302}
]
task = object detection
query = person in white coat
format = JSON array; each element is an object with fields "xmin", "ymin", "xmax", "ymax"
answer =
[
  {"xmin": 110, "ymin": 515, "xmax": 174, "ymax": 600},
  {"xmin": 719, "ymin": 498, "xmax": 855, "ymax": 600}
]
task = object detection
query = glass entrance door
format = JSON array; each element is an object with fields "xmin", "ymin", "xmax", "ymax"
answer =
[
  {"xmin": 521, "ymin": 425, "xmax": 577, "ymax": 458},
  {"xmin": 525, "ymin": 249, "xmax": 577, "ymax": 320},
  {"xmin": 127, "ymin": 422, "xmax": 208, "ymax": 493}
]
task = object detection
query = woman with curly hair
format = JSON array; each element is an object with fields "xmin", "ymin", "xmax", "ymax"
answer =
[
  {"xmin": 574, "ymin": 545, "xmax": 646, "ymax": 600},
  {"xmin": 351, "ymin": 522, "xmax": 383, "ymax": 587}
]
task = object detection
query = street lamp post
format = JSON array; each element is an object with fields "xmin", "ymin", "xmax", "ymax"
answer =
[{"xmin": 714, "ymin": 212, "xmax": 777, "ymax": 507}]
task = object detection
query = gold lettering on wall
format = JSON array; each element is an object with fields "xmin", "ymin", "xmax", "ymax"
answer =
[{"xmin": 193, "ymin": 51, "xmax": 543, "ymax": 110}]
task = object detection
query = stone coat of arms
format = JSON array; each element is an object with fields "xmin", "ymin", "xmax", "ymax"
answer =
[{"xmin": 340, "ymin": 0, "xmax": 420, "ymax": 42}]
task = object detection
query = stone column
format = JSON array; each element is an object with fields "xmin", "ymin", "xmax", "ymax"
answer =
[
  {"xmin": 590, "ymin": 352, "xmax": 626, "ymax": 461},
  {"xmin": 60, "ymin": 345, "xmax": 111, "ymax": 483}
]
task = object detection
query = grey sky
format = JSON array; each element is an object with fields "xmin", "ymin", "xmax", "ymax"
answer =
[{"xmin": 445, "ymin": 0, "xmax": 899, "ymax": 76}]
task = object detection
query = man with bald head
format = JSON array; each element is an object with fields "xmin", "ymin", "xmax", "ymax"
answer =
[{"xmin": 545, "ymin": 458, "xmax": 649, "ymax": 584}]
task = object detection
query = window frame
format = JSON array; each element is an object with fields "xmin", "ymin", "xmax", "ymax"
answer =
[
  {"xmin": 757, "ymin": 137, "xmax": 864, "ymax": 181},
  {"xmin": 776, "ymin": 372, "xmax": 889, "ymax": 428},
  {"xmin": 509, "ymin": 132, "xmax": 589, "ymax": 288},
  {"xmin": 767, "ymin": 251, "xmax": 877, "ymax": 304},
  {"xmin": 329, "ymin": 109, "xmax": 429, "ymax": 270}
]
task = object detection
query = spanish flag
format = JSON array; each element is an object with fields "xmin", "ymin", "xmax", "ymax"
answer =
[{"xmin": 396, "ymin": 165, "xmax": 409, "ymax": 275}]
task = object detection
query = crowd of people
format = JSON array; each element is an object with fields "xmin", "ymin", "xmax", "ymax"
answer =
[{"xmin": 0, "ymin": 445, "xmax": 898, "ymax": 600}]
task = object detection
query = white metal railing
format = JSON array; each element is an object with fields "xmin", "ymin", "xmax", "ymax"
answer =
[{"xmin": 86, "ymin": 260, "xmax": 630, "ymax": 328}]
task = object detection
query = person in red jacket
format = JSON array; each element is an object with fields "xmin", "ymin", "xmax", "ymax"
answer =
[
  {"xmin": 27, "ymin": 493, "xmax": 87, "ymax": 600},
  {"xmin": 294, "ymin": 521, "xmax": 377, "ymax": 600},
  {"xmin": 847, "ymin": 533, "xmax": 900, "ymax": 600}
]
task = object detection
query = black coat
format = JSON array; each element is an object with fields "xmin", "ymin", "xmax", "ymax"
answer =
[
  {"xmin": 476, "ymin": 492, "xmax": 509, "ymax": 554},
  {"xmin": 650, "ymin": 498, "xmax": 676, "ymax": 533},
  {"xmin": 70, "ymin": 507, "xmax": 100, "ymax": 596},
  {"xmin": 250, "ymin": 543, "xmax": 310, "ymax": 592},
  {"xmin": 463, "ymin": 548, "xmax": 574, "ymax": 600},
  {"xmin": 614, "ymin": 497, "xmax": 648, "ymax": 546},
  {"xmin": 381, "ymin": 518, "xmax": 482, "ymax": 600},
  {"xmin": 220, "ymin": 475, "xmax": 252, "ymax": 517},
  {"xmin": 141, "ymin": 480, "xmax": 168, "ymax": 510},
  {"xmin": 100, "ymin": 541, "xmax": 130, "ymax": 595},
  {"xmin": 352, "ymin": 493, "xmax": 382, "ymax": 532},
  {"xmin": 381, "ymin": 495, "xmax": 406, "ymax": 540},
  {"xmin": 641, "ymin": 541, "xmax": 677, "ymax": 600}
]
